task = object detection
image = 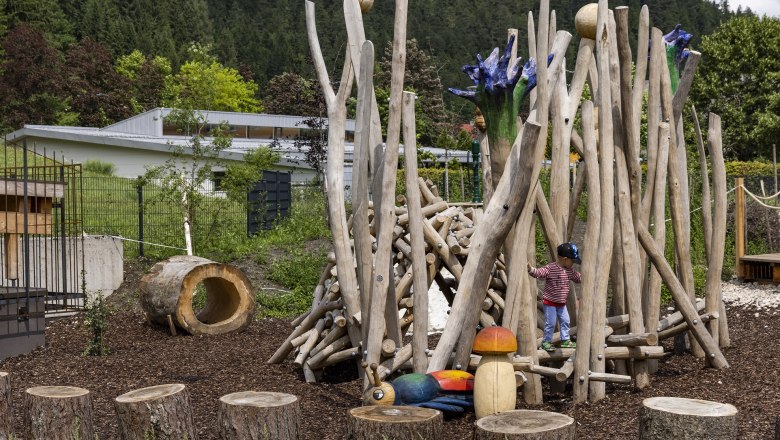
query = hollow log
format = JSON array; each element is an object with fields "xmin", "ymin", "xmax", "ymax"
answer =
[
  {"xmin": 474, "ymin": 410, "xmax": 575, "ymax": 440},
  {"xmin": 346, "ymin": 406, "xmax": 442, "ymax": 440},
  {"xmin": 0, "ymin": 372, "xmax": 10, "ymax": 439},
  {"xmin": 114, "ymin": 383, "xmax": 196, "ymax": 440},
  {"xmin": 24, "ymin": 386, "xmax": 94, "ymax": 440},
  {"xmin": 639, "ymin": 397, "xmax": 738, "ymax": 440},
  {"xmin": 217, "ymin": 391, "xmax": 300, "ymax": 440},
  {"xmin": 140, "ymin": 255, "xmax": 255, "ymax": 335}
]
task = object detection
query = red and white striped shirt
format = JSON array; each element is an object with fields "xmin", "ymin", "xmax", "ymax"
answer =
[{"xmin": 528, "ymin": 262, "xmax": 581, "ymax": 306}]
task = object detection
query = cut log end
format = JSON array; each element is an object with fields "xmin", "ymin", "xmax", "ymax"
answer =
[
  {"xmin": 219, "ymin": 391, "xmax": 298, "ymax": 408},
  {"xmin": 115, "ymin": 383, "xmax": 186, "ymax": 403},
  {"xmin": 640, "ymin": 397, "xmax": 738, "ymax": 440},
  {"xmin": 26, "ymin": 385, "xmax": 89, "ymax": 399},
  {"xmin": 347, "ymin": 406, "xmax": 443, "ymax": 440},
  {"xmin": 475, "ymin": 410, "xmax": 576, "ymax": 439}
]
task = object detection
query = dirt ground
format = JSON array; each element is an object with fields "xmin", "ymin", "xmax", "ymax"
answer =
[{"xmin": 1, "ymin": 259, "xmax": 778, "ymax": 439}]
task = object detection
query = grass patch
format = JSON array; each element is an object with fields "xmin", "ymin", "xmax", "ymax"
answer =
[{"xmin": 256, "ymin": 249, "xmax": 328, "ymax": 318}]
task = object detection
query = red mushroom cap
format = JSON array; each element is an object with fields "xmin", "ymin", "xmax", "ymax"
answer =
[{"xmin": 472, "ymin": 326, "xmax": 517, "ymax": 354}]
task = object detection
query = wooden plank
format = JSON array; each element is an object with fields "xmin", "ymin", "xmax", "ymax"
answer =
[
  {"xmin": 0, "ymin": 180, "xmax": 65, "ymax": 199},
  {"xmin": 0, "ymin": 213, "xmax": 52, "ymax": 235},
  {"xmin": 739, "ymin": 254, "xmax": 780, "ymax": 263}
]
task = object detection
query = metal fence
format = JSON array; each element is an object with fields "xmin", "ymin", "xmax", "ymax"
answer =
[{"xmin": 81, "ymin": 173, "xmax": 292, "ymax": 259}]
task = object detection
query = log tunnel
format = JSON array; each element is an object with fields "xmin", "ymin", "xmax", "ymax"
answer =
[{"xmin": 140, "ymin": 256, "xmax": 255, "ymax": 335}]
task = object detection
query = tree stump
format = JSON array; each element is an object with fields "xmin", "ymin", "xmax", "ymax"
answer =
[
  {"xmin": 140, "ymin": 255, "xmax": 255, "ymax": 335},
  {"xmin": 474, "ymin": 410, "xmax": 575, "ymax": 439},
  {"xmin": 23, "ymin": 386, "xmax": 94, "ymax": 440},
  {"xmin": 639, "ymin": 396, "xmax": 738, "ymax": 439},
  {"xmin": 217, "ymin": 391, "xmax": 300, "ymax": 440},
  {"xmin": 346, "ymin": 406, "xmax": 443, "ymax": 440},
  {"xmin": 0, "ymin": 372, "xmax": 11, "ymax": 439},
  {"xmin": 114, "ymin": 383, "xmax": 197, "ymax": 440}
]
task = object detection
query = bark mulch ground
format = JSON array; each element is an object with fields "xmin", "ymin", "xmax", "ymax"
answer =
[{"xmin": 1, "ymin": 280, "xmax": 778, "ymax": 439}]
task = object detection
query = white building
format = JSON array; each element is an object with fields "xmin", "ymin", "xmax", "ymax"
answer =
[{"xmin": 6, "ymin": 108, "xmax": 470, "ymax": 187}]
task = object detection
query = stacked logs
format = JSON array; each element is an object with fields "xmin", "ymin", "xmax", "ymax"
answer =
[
  {"xmin": 269, "ymin": 178, "xmax": 514, "ymax": 380},
  {"xmin": 287, "ymin": 0, "xmax": 730, "ymax": 406}
]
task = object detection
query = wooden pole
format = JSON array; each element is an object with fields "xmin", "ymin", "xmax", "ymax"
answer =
[
  {"xmin": 573, "ymin": 100, "xmax": 601, "ymax": 403},
  {"xmin": 692, "ymin": 106, "xmax": 712, "ymax": 262},
  {"xmin": 706, "ymin": 113, "xmax": 727, "ymax": 357},
  {"xmin": 305, "ymin": 0, "xmax": 364, "ymax": 367},
  {"xmin": 589, "ymin": 0, "xmax": 615, "ymax": 402},
  {"xmin": 353, "ymin": 41, "xmax": 375, "ymax": 344},
  {"xmin": 401, "ymin": 91, "xmax": 430, "ymax": 373},
  {"xmin": 735, "ymin": 177, "xmax": 745, "ymax": 279},
  {"xmin": 774, "ymin": 144, "xmax": 778, "ymax": 206},
  {"xmin": 645, "ymin": 123, "xmax": 670, "ymax": 341}
]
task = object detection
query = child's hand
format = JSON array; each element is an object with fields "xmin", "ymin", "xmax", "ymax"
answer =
[{"xmin": 527, "ymin": 262, "xmax": 532, "ymax": 272}]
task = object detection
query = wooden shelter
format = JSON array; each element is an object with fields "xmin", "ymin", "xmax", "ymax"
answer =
[{"xmin": 271, "ymin": 0, "xmax": 730, "ymax": 404}]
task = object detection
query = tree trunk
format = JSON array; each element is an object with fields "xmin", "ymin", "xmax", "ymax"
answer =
[
  {"xmin": 639, "ymin": 397, "xmax": 738, "ymax": 440},
  {"xmin": 0, "ymin": 372, "xmax": 11, "ymax": 440},
  {"xmin": 23, "ymin": 386, "xmax": 94, "ymax": 440},
  {"xmin": 346, "ymin": 406, "xmax": 442, "ymax": 440},
  {"xmin": 114, "ymin": 383, "xmax": 197, "ymax": 440},
  {"xmin": 217, "ymin": 391, "xmax": 300, "ymax": 440},
  {"xmin": 474, "ymin": 410, "xmax": 575, "ymax": 439},
  {"xmin": 140, "ymin": 255, "xmax": 255, "ymax": 335}
]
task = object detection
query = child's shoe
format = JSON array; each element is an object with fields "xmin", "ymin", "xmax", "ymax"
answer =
[
  {"xmin": 560, "ymin": 340, "xmax": 576, "ymax": 348},
  {"xmin": 540, "ymin": 341, "xmax": 555, "ymax": 352}
]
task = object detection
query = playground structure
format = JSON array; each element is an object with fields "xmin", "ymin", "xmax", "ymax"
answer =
[{"xmin": 270, "ymin": 0, "xmax": 731, "ymax": 406}]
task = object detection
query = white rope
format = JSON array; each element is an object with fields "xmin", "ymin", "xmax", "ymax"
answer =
[
  {"xmin": 106, "ymin": 235, "xmax": 188, "ymax": 251},
  {"xmin": 651, "ymin": 186, "xmax": 738, "ymax": 227},
  {"xmin": 741, "ymin": 185, "xmax": 780, "ymax": 208}
]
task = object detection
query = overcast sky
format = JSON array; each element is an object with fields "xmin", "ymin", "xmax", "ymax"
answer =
[{"xmin": 727, "ymin": 0, "xmax": 780, "ymax": 16}]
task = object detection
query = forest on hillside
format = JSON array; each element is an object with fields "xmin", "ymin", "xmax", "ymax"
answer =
[{"xmin": 2, "ymin": 0, "xmax": 776, "ymax": 159}]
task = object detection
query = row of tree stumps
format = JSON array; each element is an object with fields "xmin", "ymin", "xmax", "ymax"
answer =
[
  {"xmin": 0, "ymin": 372, "xmax": 302, "ymax": 439},
  {"xmin": 272, "ymin": 0, "xmax": 734, "ymax": 435}
]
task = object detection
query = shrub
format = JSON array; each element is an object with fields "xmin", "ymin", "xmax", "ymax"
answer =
[{"xmin": 83, "ymin": 160, "xmax": 116, "ymax": 176}]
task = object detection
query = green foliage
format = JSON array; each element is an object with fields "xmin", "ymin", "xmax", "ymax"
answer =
[
  {"xmin": 83, "ymin": 292, "xmax": 110, "ymax": 356},
  {"xmin": 723, "ymin": 160, "xmax": 775, "ymax": 176},
  {"xmin": 262, "ymin": 72, "xmax": 325, "ymax": 116},
  {"xmin": 84, "ymin": 160, "xmax": 116, "ymax": 176},
  {"xmin": 691, "ymin": 15, "xmax": 780, "ymax": 160},
  {"xmin": 165, "ymin": 44, "xmax": 261, "ymax": 112},
  {"xmin": 221, "ymin": 147, "xmax": 280, "ymax": 203},
  {"xmin": 257, "ymin": 249, "xmax": 328, "ymax": 319}
]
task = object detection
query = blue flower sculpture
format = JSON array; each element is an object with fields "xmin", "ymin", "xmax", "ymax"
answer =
[
  {"xmin": 663, "ymin": 24, "xmax": 693, "ymax": 93},
  {"xmin": 447, "ymin": 35, "xmax": 538, "ymax": 158}
]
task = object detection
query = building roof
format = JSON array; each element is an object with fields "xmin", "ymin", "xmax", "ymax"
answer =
[{"xmin": 6, "ymin": 108, "xmax": 471, "ymax": 168}]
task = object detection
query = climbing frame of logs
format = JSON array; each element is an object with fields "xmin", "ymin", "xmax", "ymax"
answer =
[{"xmin": 272, "ymin": 0, "xmax": 731, "ymax": 405}]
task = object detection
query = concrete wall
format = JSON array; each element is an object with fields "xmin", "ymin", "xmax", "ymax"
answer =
[{"xmin": 1, "ymin": 235, "xmax": 124, "ymax": 298}]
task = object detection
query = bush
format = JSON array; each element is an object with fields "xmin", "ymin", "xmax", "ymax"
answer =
[
  {"xmin": 257, "ymin": 249, "xmax": 328, "ymax": 318},
  {"xmin": 84, "ymin": 160, "xmax": 116, "ymax": 176},
  {"xmin": 724, "ymin": 161, "xmax": 775, "ymax": 176}
]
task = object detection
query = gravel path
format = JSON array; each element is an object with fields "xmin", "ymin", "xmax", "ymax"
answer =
[{"xmin": 722, "ymin": 279, "xmax": 780, "ymax": 311}]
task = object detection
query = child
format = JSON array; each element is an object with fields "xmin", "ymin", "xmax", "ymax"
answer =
[{"xmin": 527, "ymin": 242, "xmax": 582, "ymax": 352}]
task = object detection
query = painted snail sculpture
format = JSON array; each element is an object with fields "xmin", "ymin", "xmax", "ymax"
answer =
[{"xmin": 362, "ymin": 362, "xmax": 474, "ymax": 413}]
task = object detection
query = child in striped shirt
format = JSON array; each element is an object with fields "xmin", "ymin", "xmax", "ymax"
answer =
[{"xmin": 527, "ymin": 242, "xmax": 582, "ymax": 352}]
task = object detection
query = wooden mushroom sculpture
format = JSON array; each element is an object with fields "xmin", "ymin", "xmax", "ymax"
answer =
[{"xmin": 472, "ymin": 326, "xmax": 518, "ymax": 419}]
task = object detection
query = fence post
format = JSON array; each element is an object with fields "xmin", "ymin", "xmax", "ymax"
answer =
[
  {"xmin": 137, "ymin": 179, "xmax": 144, "ymax": 257},
  {"xmin": 734, "ymin": 177, "xmax": 745, "ymax": 279}
]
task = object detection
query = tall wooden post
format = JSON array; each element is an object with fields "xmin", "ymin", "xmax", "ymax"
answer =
[{"xmin": 734, "ymin": 177, "xmax": 745, "ymax": 279}]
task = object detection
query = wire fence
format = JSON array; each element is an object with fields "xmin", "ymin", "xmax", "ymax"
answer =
[{"xmin": 81, "ymin": 176, "xmax": 262, "ymax": 259}]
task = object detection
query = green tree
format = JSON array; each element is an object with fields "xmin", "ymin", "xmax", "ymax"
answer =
[
  {"xmin": 3, "ymin": 0, "xmax": 74, "ymax": 48},
  {"xmin": 81, "ymin": 0, "xmax": 134, "ymax": 56},
  {"xmin": 221, "ymin": 147, "xmax": 280, "ymax": 202},
  {"xmin": 116, "ymin": 50, "xmax": 174, "ymax": 112},
  {"xmin": 691, "ymin": 15, "xmax": 780, "ymax": 160},
  {"xmin": 263, "ymin": 72, "xmax": 324, "ymax": 116},
  {"xmin": 0, "ymin": 24, "xmax": 66, "ymax": 131},
  {"xmin": 166, "ymin": 43, "xmax": 261, "ymax": 112}
]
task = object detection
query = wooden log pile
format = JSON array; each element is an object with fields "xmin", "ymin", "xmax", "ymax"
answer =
[{"xmin": 277, "ymin": 0, "xmax": 732, "ymax": 405}]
